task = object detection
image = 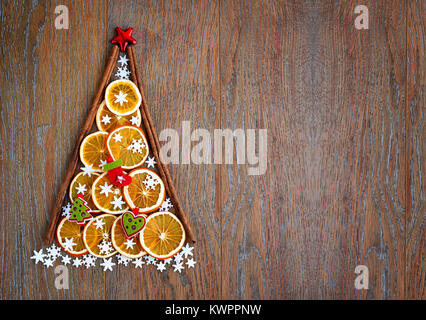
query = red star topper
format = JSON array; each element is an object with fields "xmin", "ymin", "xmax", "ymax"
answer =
[{"xmin": 111, "ymin": 27, "xmax": 137, "ymax": 51}]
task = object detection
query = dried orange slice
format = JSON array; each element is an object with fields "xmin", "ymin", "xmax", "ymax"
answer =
[
  {"xmin": 123, "ymin": 168, "xmax": 165, "ymax": 213},
  {"xmin": 111, "ymin": 217, "xmax": 146, "ymax": 259},
  {"xmin": 56, "ymin": 218, "xmax": 88, "ymax": 257},
  {"xmin": 80, "ymin": 131, "xmax": 109, "ymax": 171},
  {"xmin": 82, "ymin": 214, "xmax": 117, "ymax": 258},
  {"xmin": 91, "ymin": 172, "xmax": 129, "ymax": 214},
  {"xmin": 139, "ymin": 212, "xmax": 185, "ymax": 259},
  {"xmin": 105, "ymin": 79, "xmax": 141, "ymax": 115},
  {"xmin": 106, "ymin": 126, "xmax": 149, "ymax": 169},
  {"xmin": 96, "ymin": 100, "xmax": 141, "ymax": 132},
  {"xmin": 69, "ymin": 171, "xmax": 100, "ymax": 213}
]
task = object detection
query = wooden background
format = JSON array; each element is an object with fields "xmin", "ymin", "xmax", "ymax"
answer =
[{"xmin": 0, "ymin": 0, "xmax": 424, "ymax": 299}]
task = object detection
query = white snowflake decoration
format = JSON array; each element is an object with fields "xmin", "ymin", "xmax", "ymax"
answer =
[
  {"xmin": 145, "ymin": 156, "xmax": 156, "ymax": 168},
  {"xmin": 142, "ymin": 174, "xmax": 160, "ymax": 190},
  {"xmin": 111, "ymin": 195, "xmax": 125, "ymax": 209},
  {"xmin": 114, "ymin": 90, "xmax": 128, "ymax": 105},
  {"xmin": 115, "ymin": 66, "xmax": 130, "ymax": 79},
  {"xmin": 31, "ymin": 249, "xmax": 46, "ymax": 264},
  {"xmin": 117, "ymin": 254, "xmax": 131, "ymax": 266},
  {"xmin": 81, "ymin": 164, "xmax": 96, "ymax": 177},
  {"xmin": 118, "ymin": 54, "xmax": 129, "ymax": 66},
  {"xmin": 130, "ymin": 116, "xmax": 139, "ymax": 125},
  {"xmin": 132, "ymin": 257, "xmax": 145, "ymax": 268},
  {"xmin": 99, "ymin": 182, "xmax": 114, "ymax": 197},
  {"xmin": 159, "ymin": 197, "xmax": 173, "ymax": 211},
  {"xmin": 100, "ymin": 258, "xmax": 116, "ymax": 272},
  {"xmin": 127, "ymin": 138, "xmax": 145, "ymax": 154},
  {"xmin": 62, "ymin": 203, "xmax": 72, "ymax": 218},
  {"xmin": 32, "ymin": 240, "xmax": 196, "ymax": 273},
  {"xmin": 101, "ymin": 114, "xmax": 112, "ymax": 125},
  {"xmin": 98, "ymin": 239, "xmax": 114, "ymax": 256},
  {"xmin": 62, "ymin": 237, "xmax": 76, "ymax": 252}
]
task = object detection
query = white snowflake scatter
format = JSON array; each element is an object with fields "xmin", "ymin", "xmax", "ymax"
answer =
[
  {"xmin": 114, "ymin": 91, "xmax": 128, "ymax": 106},
  {"xmin": 99, "ymin": 182, "xmax": 114, "ymax": 197},
  {"xmin": 159, "ymin": 197, "xmax": 173, "ymax": 211},
  {"xmin": 157, "ymin": 262, "xmax": 167, "ymax": 272},
  {"xmin": 100, "ymin": 159, "xmax": 108, "ymax": 169},
  {"xmin": 127, "ymin": 138, "xmax": 145, "ymax": 154},
  {"xmin": 98, "ymin": 239, "xmax": 114, "ymax": 256},
  {"xmin": 124, "ymin": 238, "xmax": 136, "ymax": 250},
  {"xmin": 83, "ymin": 255, "xmax": 97, "ymax": 268},
  {"xmin": 172, "ymin": 262, "xmax": 184, "ymax": 273},
  {"xmin": 46, "ymin": 244, "xmax": 61, "ymax": 260},
  {"xmin": 111, "ymin": 195, "xmax": 125, "ymax": 209},
  {"xmin": 174, "ymin": 252, "xmax": 184, "ymax": 264},
  {"xmin": 43, "ymin": 257, "xmax": 54, "ymax": 268},
  {"xmin": 181, "ymin": 243, "xmax": 194, "ymax": 258},
  {"xmin": 118, "ymin": 54, "xmax": 129, "ymax": 66},
  {"xmin": 73, "ymin": 257, "xmax": 83, "ymax": 268},
  {"xmin": 145, "ymin": 156, "xmax": 156, "ymax": 168},
  {"xmin": 62, "ymin": 203, "xmax": 72, "ymax": 218},
  {"xmin": 115, "ymin": 66, "xmax": 130, "ymax": 79},
  {"xmin": 113, "ymin": 132, "xmax": 123, "ymax": 143},
  {"xmin": 142, "ymin": 174, "xmax": 160, "ymax": 190},
  {"xmin": 101, "ymin": 114, "xmax": 112, "ymax": 125},
  {"xmin": 186, "ymin": 258, "xmax": 196, "ymax": 268},
  {"xmin": 31, "ymin": 243, "xmax": 197, "ymax": 273},
  {"xmin": 130, "ymin": 116, "xmax": 139, "ymax": 125},
  {"xmin": 132, "ymin": 257, "xmax": 145, "ymax": 268},
  {"xmin": 61, "ymin": 255, "xmax": 72, "ymax": 266},
  {"xmin": 93, "ymin": 218, "xmax": 106, "ymax": 230},
  {"xmin": 31, "ymin": 249, "xmax": 46, "ymax": 264},
  {"xmin": 100, "ymin": 258, "xmax": 116, "ymax": 272},
  {"xmin": 81, "ymin": 164, "xmax": 96, "ymax": 177},
  {"xmin": 62, "ymin": 237, "xmax": 76, "ymax": 252},
  {"xmin": 117, "ymin": 254, "xmax": 131, "ymax": 266},
  {"xmin": 145, "ymin": 255, "xmax": 157, "ymax": 265},
  {"xmin": 75, "ymin": 183, "xmax": 87, "ymax": 195}
]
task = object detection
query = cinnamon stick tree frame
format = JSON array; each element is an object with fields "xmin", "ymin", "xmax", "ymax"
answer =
[{"xmin": 44, "ymin": 44, "xmax": 195, "ymax": 244}]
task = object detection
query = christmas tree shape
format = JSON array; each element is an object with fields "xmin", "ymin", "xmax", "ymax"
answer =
[
  {"xmin": 45, "ymin": 27, "xmax": 195, "ymax": 262},
  {"xmin": 68, "ymin": 193, "xmax": 92, "ymax": 225}
]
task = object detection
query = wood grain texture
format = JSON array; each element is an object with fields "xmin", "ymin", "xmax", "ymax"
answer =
[
  {"xmin": 0, "ymin": 0, "xmax": 424, "ymax": 299},
  {"xmin": 220, "ymin": 0, "xmax": 409, "ymax": 299},
  {"xmin": 406, "ymin": 0, "xmax": 425, "ymax": 299},
  {"xmin": 0, "ymin": 0, "xmax": 108, "ymax": 299}
]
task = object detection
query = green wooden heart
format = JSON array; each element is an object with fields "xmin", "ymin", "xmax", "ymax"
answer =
[{"xmin": 121, "ymin": 211, "xmax": 146, "ymax": 238}]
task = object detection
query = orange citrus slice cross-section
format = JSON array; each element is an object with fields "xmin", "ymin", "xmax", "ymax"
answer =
[
  {"xmin": 56, "ymin": 218, "xmax": 88, "ymax": 257},
  {"xmin": 139, "ymin": 211, "xmax": 186, "ymax": 260},
  {"xmin": 105, "ymin": 79, "xmax": 141, "ymax": 115},
  {"xmin": 69, "ymin": 171, "xmax": 100, "ymax": 213},
  {"xmin": 83, "ymin": 214, "xmax": 117, "ymax": 258},
  {"xmin": 111, "ymin": 217, "xmax": 146, "ymax": 259},
  {"xmin": 123, "ymin": 168, "xmax": 165, "ymax": 214},
  {"xmin": 96, "ymin": 100, "xmax": 141, "ymax": 132},
  {"xmin": 92, "ymin": 172, "xmax": 129, "ymax": 214},
  {"xmin": 80, "ymin": 131, "xmax": 109, "ymax": 171},
  {"xmin": 106, "ymin": 125, "xmax": 149, "ymax": 169}
]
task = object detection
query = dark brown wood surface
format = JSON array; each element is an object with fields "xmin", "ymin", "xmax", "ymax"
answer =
[{"xmin": 0, "ymin": 0, "xmax": 424, "ymax": 299}]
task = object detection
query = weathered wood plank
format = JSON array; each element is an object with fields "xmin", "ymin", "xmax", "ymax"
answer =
[
  {"xmin": 0, "ymin": 0, "xmax": 108, "ymax": 299},
  {"xmin": 220, "ymin": 0, "xmax": 407, "ymax": 299},
  {"xmin": 104, "ymin": 0, "xmax": 220, "ymax": 299},
  {"xmin": 406, "ymin": 0, "xmax": 425, "ymax": 300}
]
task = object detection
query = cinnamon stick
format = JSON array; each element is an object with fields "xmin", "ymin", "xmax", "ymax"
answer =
[
  {"xmin": 127, "ymin": 46, "xmax": 196, "ymax": 243},
  {"xmin": 44, "ymin": 45, "xmax": 119, "ymax": 244}
]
